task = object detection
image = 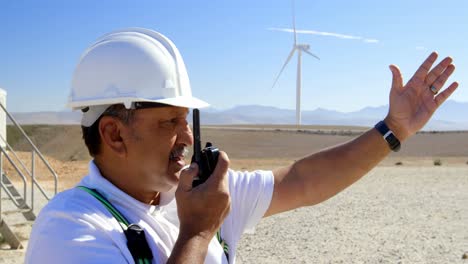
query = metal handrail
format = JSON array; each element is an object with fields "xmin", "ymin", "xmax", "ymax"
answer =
[
  {"xmin": 0, "ymin": 103, "xmax": 58, "ymax": 193},
  {"xmin": 0, "ymin": 149, "xmax": 27, "ymax": 208},
  {"xmin": 30, "ymin": 150, "xmax": 55, "ymax": 200},
  {"xmin": 0, "ymin": 102, "xmax": 58, "ymax": 215},
  {"xmin": 0, "ymin": 132, "xmax": 33, "ymax": 198},
  {"xmin": 0, "ymin": 136, "xmax": 33, "ymax": 176}
]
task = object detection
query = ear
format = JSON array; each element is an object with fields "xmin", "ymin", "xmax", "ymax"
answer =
[{"xmin": 98, "ymin": 116, "xmax": 128, "ymax": 157}]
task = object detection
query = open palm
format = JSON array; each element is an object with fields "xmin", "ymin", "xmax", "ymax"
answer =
[{"xmin": 385, "ymin": 52, "xmax": 458, "ymax": 141}]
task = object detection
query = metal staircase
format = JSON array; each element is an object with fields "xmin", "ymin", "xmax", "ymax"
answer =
[{"xmin": 0, "ymin": 103, "xmax": 58, "ymax": 249}]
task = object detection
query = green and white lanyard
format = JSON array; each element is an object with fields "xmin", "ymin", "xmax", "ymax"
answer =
[
  {"xmin": 77, "ymin": 186, "xmax": 153, "ymax": 264},
  {"xmin": 77, "ymin": 186, "xmax": 230, "ymax": 263},
  {"xmin": 217, "ymin": 230, "xmax": 229, "ymax": 261}
]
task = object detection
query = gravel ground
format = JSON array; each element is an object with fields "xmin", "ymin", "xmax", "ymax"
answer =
[
  {"xmin": 2, "ymin": 166, "xmax": 467, "ymax": 263},
  {"xmin": 236, "ymin": 167, "xmax": 468, "ymax": 264}
]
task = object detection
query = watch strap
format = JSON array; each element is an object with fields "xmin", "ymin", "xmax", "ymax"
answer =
[{"xmin": 374, "ymin": 121, "xmax": 401, "ymax": 152}]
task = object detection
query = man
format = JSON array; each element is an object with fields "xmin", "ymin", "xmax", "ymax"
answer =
[{"xmin": 25, "ymin": 28, "xmax": 458, "ymax": 263}]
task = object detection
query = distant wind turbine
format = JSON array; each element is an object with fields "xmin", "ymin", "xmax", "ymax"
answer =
[{"xmin": 271, "ymin": 0, "xmax": 320, "ymax": 126}]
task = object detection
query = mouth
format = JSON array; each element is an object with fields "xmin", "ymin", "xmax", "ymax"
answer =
[{"xmin": 169, "ymin": 146, "xmax": 189, "ymax": 168}]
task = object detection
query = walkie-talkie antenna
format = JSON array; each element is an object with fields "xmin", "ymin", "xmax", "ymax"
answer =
[
  {"xmin": 191, "ymin": 108, "xmax": 220, "ymax": 187},
  {"xmin": 193, "ymin": 109, "xmax": 201, "ymax": 164}
]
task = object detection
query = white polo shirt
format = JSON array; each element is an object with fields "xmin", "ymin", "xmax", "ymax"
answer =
[{"xmin": 25, "ymin": 161, "xmax": 274, "ymax": 263}]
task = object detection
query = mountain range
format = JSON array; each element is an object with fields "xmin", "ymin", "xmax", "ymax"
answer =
[{"xmin": 7, "ymin": 100, "xmax": 468, "ymax": 131}]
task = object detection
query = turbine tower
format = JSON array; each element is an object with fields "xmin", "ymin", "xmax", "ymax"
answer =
[{"xmin": 271, "ymin": 0, "xmax": 320, "ymax": 126}]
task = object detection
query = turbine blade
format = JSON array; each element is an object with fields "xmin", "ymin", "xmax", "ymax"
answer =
[
  {"xmin": 303, "ymin": 49, "xmax": 320, "ymax": 60},
  {"xmin": 271, "ymin": 48, "xmax": 296, "ymax": 89},
  {"xmin": 292, "ymin": 0, "xmax": 297, "ymax": 45}
]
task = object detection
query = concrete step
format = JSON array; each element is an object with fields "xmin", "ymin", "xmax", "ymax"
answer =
[
  {"xmin": 10, "ymin": 221, "xmax": 34, "ymax": 229},
  {"xmin": 0, "ymin": 219, "xmax": 23, "ymax": 249},
  {"xmin": 0, "ymin": 213, "xmax": 34, "ymax": 249},
  {"xmin": 1, "ymin": 209, "xmax": 32, "ymax": 216}
]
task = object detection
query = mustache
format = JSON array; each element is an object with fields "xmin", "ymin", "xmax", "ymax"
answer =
[{"xmin": 170, "ymin": 146, "xmax": 189, "ymax": 159}]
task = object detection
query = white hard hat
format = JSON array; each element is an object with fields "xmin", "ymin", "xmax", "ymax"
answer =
[{"xmin": 68, "ymin": 28, "xmax": 209, "ymax": 126}]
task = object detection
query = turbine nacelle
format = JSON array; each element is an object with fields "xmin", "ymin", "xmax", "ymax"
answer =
[
  {"xmin": 297, "ymin": 44, "xmax": 310, "ymax": 50},
  {"xmin": 296, "ymin": 44, "xmax": 320, "ymax": 60}
]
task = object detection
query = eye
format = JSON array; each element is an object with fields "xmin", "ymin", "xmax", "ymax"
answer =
[
  {"xmin": 162, "ymin": 118, "xmax": 177, "ymax": 126},
  {"xmin": 169, "ymin": 117, "xmax": 184, "ymax": 125},
  {"xmin": 160, "ymin": 117, "xmax": 186, "ymax": 128}
]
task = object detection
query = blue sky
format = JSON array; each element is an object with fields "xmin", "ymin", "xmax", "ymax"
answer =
[{"xmin": 1, "ymin": 0, "xmax": 467, "ymax": 113}]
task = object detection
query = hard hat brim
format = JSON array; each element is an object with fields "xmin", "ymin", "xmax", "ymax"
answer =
[
  {"xmin": 68, "ymin": 96, "xmax": 210, "ymax": 111},
  {"xmin": 151, "ymin": 96, "xmax": 210, "ymax": 109},
  {"xmin": 76, "ymin": 96, "xmax": 209, "ymax": 127}
]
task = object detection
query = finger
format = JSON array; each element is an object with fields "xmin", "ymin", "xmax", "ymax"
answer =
[
  {"xmin": 425, "ymin": 56, "xmax": 453, "ymax": 86},
  {"xmin": 178, "ymin": 163, "xmax": 199, "ymax": 191},
  {"xmin": 204, "ymin": 151, "xmax": 230, "ymax": 189},
  {"xmin": 389, "ymin": 64, "xmax": 404, "ymax": 92},
  {"xmin": 430, "ymin": 64, "xmax": 456, "ymax": 94},
  {"xmin": 434, "ymin": 82, "xmax": 459, "ymax": 107},
  {"xmin": 414, "ymin": 52, "xmax": 438, "ymax": 80}
]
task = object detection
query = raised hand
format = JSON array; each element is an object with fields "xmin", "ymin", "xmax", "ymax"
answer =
[{"xmin": 385, "ymin": 52, "xmax": 458, "ymax": 141}]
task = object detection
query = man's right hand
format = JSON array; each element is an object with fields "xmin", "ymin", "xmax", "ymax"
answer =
[{"xmin": 175, "ymin": 150, "xmax": 231, "ymax": 242}]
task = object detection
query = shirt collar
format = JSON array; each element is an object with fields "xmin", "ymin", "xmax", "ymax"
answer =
[{"xmin": 81, "ymin": 160, "xmax": 176, "ymax": 214}]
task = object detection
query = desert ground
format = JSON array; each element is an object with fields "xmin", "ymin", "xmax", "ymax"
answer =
[{"xmin": 1, "ymin": 125, "xmax": 467, "ymax": 263}]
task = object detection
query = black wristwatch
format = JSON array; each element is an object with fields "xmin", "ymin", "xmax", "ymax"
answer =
[{"xmin": 374, "ymin": 121, "xmax": 401, "ymax": 152}]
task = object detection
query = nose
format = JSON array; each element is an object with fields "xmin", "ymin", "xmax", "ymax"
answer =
[{"xmin": 177, "ymin": 121, "xmax": 193, "ymax": 146}]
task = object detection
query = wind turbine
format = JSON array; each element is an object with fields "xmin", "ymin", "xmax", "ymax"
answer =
[{"xmin": 271, "ymin": 0, "xmax": 320, "ymax": 126}]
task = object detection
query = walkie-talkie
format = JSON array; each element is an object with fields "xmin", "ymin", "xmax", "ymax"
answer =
[{"xmin": 192, "ymin": 109, "xmax": 220, "ymax": 187}]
